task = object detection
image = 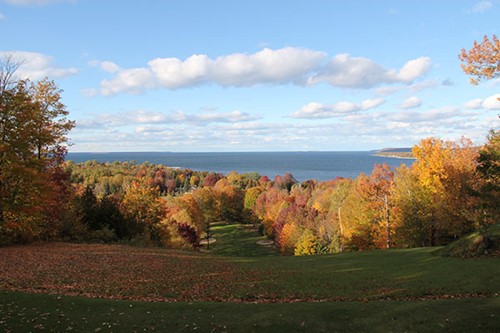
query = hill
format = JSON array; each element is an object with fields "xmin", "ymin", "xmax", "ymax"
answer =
[
  {"xmin": 434, "ymin": 224, "xmax": 500, "ymax": 258},
  {"xmin": 1, "ymin": 230, "xmax": 499, "ymax": 331}
]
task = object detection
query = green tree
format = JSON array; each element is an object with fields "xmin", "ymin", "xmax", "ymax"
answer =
[{"xmin": 476, "ymin": 130, "xmax": 500, "ymax": 224}]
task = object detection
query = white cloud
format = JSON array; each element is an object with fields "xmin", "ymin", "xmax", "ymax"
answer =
[
  {"xmin": 472, "ymin": 1, "xmax": 493, "ymax": 13},
  {"xmin": 148, "ymin": 54, "xmax": 211, "ymax": 89},
  {"xmin": 100, "ymin": 61, "xmax": 121, "ymax": 73},
  {"xmin": 396, "ymin": 57, "xmax": 432, "ymax": 82},
  {"xmin": 101, "ymin": 68, "xmax": 156, "ymax": 96},
  {"xmin": 376, "ymin": 79, "xmax": 451, "ymax": 95},
  {"xmin": 481, "ymin": 94, "xmax": 500, "ymax": 109},
  {"xmin": 361, "ymin": 98, "xmax": 385, "ymax": 110},
  {"xmin": 311, "ymin": 54, "xmax": 431, "ymax": 88},
  {"xmin": 100, "ymin": 47, "xmax": 326, "ymax": 94},
  {"xmin": 1, "ymin": 0, "xmax": 75, "ymax": 5},
  {"xmin": 211, "ymin": 47, "xmax": 325, "ymax": 86},
  {"xmin": 0, "ymin": 51, "xmax": 77, "ymax": 80},
  {"xmin": 387, "ymin": 121, "xmax": 410, "ymax": 129},
  {"xmin": 291, "ymin": 98, "xmax": 385, "ymax": 119},
  {"xmin": 464, "ymin": 98, "xmax": 483, "ymax": 109},
  {"xmin": 89, "ymin": 60, "xmax": 121, "ymax": 73},
  {"xmin": 390, "ymin": 106, "xmax": 464, "ymax": 122},
  {"xmin": 400, "ymin": 96, "xmax": 422, "ymax": 109},
  {"xmin": 98, "ymin": 48, "xmax": 432, "ymax": 95},
  {"xmin": 83, "ymin": 109, "xmax": 261, "ymax": 128},
  {"xmin": 71, "ymin": 102, "xmax": 500, "ymax": 152},
  {"xmin": 191, "ymin": 110, "xmax": 260, "ymax": 123},
  {"xmin": 464, "ymin": 94, "xmax": 500, "ymax": 110}
]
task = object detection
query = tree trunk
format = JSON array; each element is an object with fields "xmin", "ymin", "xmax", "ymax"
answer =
[
  {"xmin": 338, "ymin": 206, "xmax": 344, "ymax": 253},
  {"xmin": 385, "ymin": 194, "xmax": 390, "ymax": 249}
]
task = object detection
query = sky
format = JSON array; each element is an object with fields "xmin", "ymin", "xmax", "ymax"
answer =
[{"xmin": 1, "ymin": 0, "xmax": 499, "ymax": 152}]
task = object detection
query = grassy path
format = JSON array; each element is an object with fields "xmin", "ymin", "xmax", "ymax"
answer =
[{"xmin": 207, "ymin": 222, "xmax": 278, "ymax": 257}]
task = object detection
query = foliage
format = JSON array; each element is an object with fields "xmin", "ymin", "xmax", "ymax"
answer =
[
  {"xmin": 294, "ymin": 229, "xmax": 319, "ymax": 256},
  {"xmin": 459, "ymin": 34, "xmax": 500, "ymax": 85},
  {"xmin": 476, "ymin": 130, "xmax": 500, "ymax": 225},
  {"xmin": 0, "ymin": 61, "xmax": 75, "ymax": 244}
]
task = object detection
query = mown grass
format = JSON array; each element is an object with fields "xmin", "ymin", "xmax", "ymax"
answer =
[
  {"xmin": 0, "ymin": 223, "xmax": 499, "ymax": 332},
  {"xmin": 1, "ymin": 291, "xmax": 498, "ymax": 332},
  {"xmin": 231, "ymin": 247, "xmax": 500, "ymax": 301},
  {"xmin": 207, "ymin": 222, "xmax": 278, "ymax": 257}
]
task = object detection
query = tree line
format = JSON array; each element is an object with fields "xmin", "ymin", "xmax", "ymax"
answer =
[
  {"xmin": 2, "ymin": 129, "xmax": 498, "ymax": 254},
  {"xmin": 1, "ymin": 35, "xmax": 498, "ymax": 251}
]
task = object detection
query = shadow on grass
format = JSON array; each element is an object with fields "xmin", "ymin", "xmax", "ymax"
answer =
[{"xmin": 1, "ymin": 291, "xmax": 498, "ymax": 333}]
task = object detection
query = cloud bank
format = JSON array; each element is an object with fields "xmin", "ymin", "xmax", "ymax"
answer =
[{"xmin": 97, "ymin": 48, "xmax": 432, "ymax": 95}]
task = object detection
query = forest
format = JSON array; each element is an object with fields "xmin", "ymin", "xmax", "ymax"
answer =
[
  {"xmin": 1, "ymin": 125, "xmax": 499, "ymax": 255},
  {"xmin": 0, "ymin": 36, "xmax": 499, "ymax": 256}
]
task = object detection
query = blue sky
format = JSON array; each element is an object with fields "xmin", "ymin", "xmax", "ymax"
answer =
[{"xmin": 1, "ymin": 0, "xmax": 499, "ymax": 152}]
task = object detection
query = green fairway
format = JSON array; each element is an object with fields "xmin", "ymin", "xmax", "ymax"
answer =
[{"xmin": 207, "ymin": 222, "xmax": 278, "ymax": 257}]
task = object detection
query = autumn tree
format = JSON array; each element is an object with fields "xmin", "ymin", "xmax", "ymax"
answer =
[
  {"xmin": 213, "ymin": 179, "xmax": 244, "ymax": 222},
  {"xmin": 121, "ymin": 180, "xmax": 164, "ymax": 244},
  {"xmin": 0, "ymin": 58, "xmax": 75, "ymax": 243},
  {"xmin": 459, "ymin": 34, "xmax": 500, "ymax": 85},
  {"xmin": 357, "ymin": 164, "xmax": 395, "ymax": 249},
  {"xmin": 308, "ymin": 178, "xmax": 351, "ymax": 252},
  {"xmin": 243, "ymin": 186, "xmax": 264, "ymax": 225},
  {"xmin": 392, "ymin": 165, "xmax": 433, "ymax": 247},
  {"xmin": 406, "ymin": 137, "xmax": 481, "ymax": 245}
]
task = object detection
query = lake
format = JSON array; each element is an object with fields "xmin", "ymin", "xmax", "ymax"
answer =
[{"xmin": 67, "ymin": 151, "xmax": 414, "ymax": 182}]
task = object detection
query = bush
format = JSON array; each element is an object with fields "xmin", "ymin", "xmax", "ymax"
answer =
[
  {"xmin": 86, "ymin": 227, "xmax": 118, "ymax": 243},
  {"xmin": 434, "ymin": 224, "xmax": 500, "ymax": 258}
]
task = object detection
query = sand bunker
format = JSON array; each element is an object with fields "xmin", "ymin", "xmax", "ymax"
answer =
[{"xmin": 200, "ymin": 238, "xmax": 216, "ymax": 245}]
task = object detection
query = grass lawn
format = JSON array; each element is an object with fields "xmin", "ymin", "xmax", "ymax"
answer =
[
  {"xmin": 207, "ymin": 222, "xmax": 278, "ymax": 257},
  {"xmin": 1, "ymin": 291, "xmax": 498, "ymax": 332},
  {"xmin": 0, "ymin": 223, "xmax": 498, "ymax": 332}
]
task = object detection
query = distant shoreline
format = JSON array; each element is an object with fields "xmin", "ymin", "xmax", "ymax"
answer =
[{"xmin": 374, "ymin": 152, "xmax": 415, "ymax": 159}]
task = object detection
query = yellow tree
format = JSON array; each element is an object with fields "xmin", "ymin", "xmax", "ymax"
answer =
[
  {"xmin": 459, "ymin": 34, "xmax": 500, "ymax": 85},
  {"xmin": 121, "ymin": 180, "xmax": 164, "ymax": 243},
  {"xmin": 392, "ymin": 165, "xmax": 434, "ymax": 247},
  {"xmin": 410, "ymin": 137, "xmax": 480, "ymax": 245}
]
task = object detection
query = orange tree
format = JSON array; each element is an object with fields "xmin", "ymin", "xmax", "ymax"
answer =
[{"xmin": 459, "ymin": 34, "xmax": 499, "ymax": 85}]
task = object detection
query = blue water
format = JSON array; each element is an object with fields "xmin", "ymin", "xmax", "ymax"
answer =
[{"xmin": 67, "ymin": 151, "xmax": 414, "ymax": 182}]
